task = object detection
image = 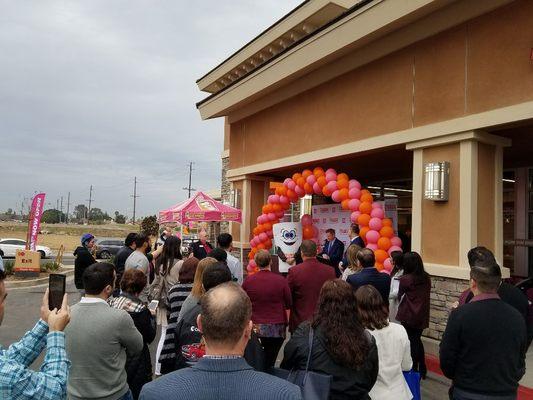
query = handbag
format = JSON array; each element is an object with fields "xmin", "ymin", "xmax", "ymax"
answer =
[
  {"xmin": 272, "ymin": 328, "xmax": 332, "ymax": 400},
  {"xmin": 403, "ymin": 370, "xmax": 421, "ymax": 400}
]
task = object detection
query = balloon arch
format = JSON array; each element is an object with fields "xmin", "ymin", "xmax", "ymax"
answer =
[{"xmin": 247, "ymin": 167, "xmax": 403, "ymax": 274}]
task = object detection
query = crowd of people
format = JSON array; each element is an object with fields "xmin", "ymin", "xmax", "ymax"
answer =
[{"xmin": 0, "ymin": 225, "xmax": 529, "ymax": 400}]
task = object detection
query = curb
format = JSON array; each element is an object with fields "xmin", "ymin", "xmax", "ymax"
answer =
[{"xmin": 5, "ymin": 266, "xmax": 74, "ymax": 289}]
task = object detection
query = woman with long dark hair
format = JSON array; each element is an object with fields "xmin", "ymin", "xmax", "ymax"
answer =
[
  {"xmin": 389, "ymin": 251, "xmax": 404, "ymax": 322},
  {"xmin": 356, "ymin": 285, "xmax": 412, "ymax": 400},
  {"xmin": 396, "ymin": 251, "xmax": 431, "ymax": 379},
  {"xmin": 152, "ymin": 235, "xmax": 183, "ymax": 376},
  {"xmin": 281, "ymin": 279, "xmax": 378, "ymax": 399}
]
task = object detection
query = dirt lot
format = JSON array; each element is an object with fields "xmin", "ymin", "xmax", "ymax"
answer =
[{"xmin": 0, "ymin": 222, "xmax": 138, "ymax": 252}]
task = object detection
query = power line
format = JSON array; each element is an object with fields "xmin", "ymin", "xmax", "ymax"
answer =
[
  {"xmin": 66, "ymin": 192, "xmax": 71, "ymax": 224},
  {"xmin": 182, "ymin": 162, "xmax": 196, "ymax": 199},
  {"xmin": 131, "ymin": 177, "xmax": 140, "ymax": 224},
  {"xmin": 60, "ymin": 196, "xmax": 64, "ymax": 223},
  {"xmin": 86, "ymin": 185, "xmax": 93, "ymax": 223}
]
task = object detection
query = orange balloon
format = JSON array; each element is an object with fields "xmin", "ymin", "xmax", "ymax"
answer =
[
  {"xmin": 360, "ymin": 193, "xmax": 373, "ymax": 203},
  {"xmin": 361, "ymin": 189, "xmax": 371, "ymax": 196},
  {"xmin": 272, "ymin": 203, "xmax": 282, "ymax": 212},
  {"xmin": 248, "ymin": 251, "xmax": 255, "ymax": 260},
  {"xmin": 360, "ymin": 226, "xmax": 370, "ymax": 240},
  {"xmin": 304, "ymin": 183, "xmax": 314, "ymax": 195},
  {"xmin": 380, "ymin": 226, "xmax": 394, "ymax": 238},
  {"xmin": 382, "ymin": 218, "xmax": 393, "ymax": 227},
  {"xmin": 359, "ymin": 201, "xmax": 372, "ymax": 214},
  {"xmin": 257, "ymin": 243, "xmax": 266, "ymax": 250},
  {"xmin": 375, "ymin": 262, "xmax": 384, "ymax": 271},
  {"xmin": 337, "ymin": 173, "xmax": 349, "ymax": 181},
  {"xmin": 286, "ymin": 189, "xmax": 297, "ymax": 200},
  {"xmin": 313, "ymin": 167, "xmax": 325, "ymax": 177},
  {"xmin": 317, "ymin": 176, "xmax": 327, "ymax": 188},
  {"xmin": 341, "ymin": 199, "xmax": 350, "ymax": 210},
  {"xmin": 322, "ymin": 186, "xmax": 332, "ymax": 197},
  {"xmin": 303, "ymin": 225, "xmax": 314, "ymax": 239},
  {"xmin": 262, "ymin": 222, "xmax": 272, "ymax": 231},
  {"xmin": 292, "ymin": 173, "xmax": 302, "ymax": 182},
  {"xmin": 377, "ymin": 236, "xmax": 391, "ymax": 251},
  {"xmin": 302, "ymin": 169, "xmax": 313, "ymax": 179},
  {"xmin": 264, "ymin": 238, "xmax": 272, "ymax": 249},
  {"xmin": 339, "ymin": 188, "xmax": 349, "ymax": 201},
  {"xmin": 337, "ymin": 178, "xmax": 349, "ymax": 189},
  {"xmin": 253, "ymin": 227, "xmax": 260, "ymax": 236},
  {"xmin": 375, "ymin": 249, "xmax": 389, "ymax": 263},
  {"xmin": 296, "ymin": 177, "xmax": 306, "ymax": 188},
  {"xmin": 275, "ymin": 186, "xmax": 284, "ymax": 196},
  {"xmin": 357, "ymin": 213, "xmax": 371, "ymax": 226}
]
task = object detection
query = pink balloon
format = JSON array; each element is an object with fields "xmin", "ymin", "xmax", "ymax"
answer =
[
  {"xmin": 381, "ymin": 269, "xmax": 391, "ymax": 275},
  {"xmin": 294, "ymin": 185, "xmax": 305, "ymax": 197},
  {"xmin": 246, "ymin": 264, "xmax": 255, "ymax": 272},
  {"xmin": 259, "ymin": 232, "xmax": 268, "ymax": 242},
  {"xmin": 348, "ymin": 199, "xmax": 360, "ymax": 211},
  {"xmin": 249, "ymin": 259, "xmax": 257, "ymax": 268},
  {"xmin": 383, "ymin": 258, "xmax": 393, "ymax": 272},
  {"xmin": 306, "ymin": 174, "xmax": 317, "ymax": 185},
  {"xmin": 350, "ymin": 211, "xmax": 361, "ymax": 223},
  {"xmin": 268, "ymin": 194, "xmax": 280, "ymax": 204},
  {"xmin": 266, "ymin": 230, "xmax": 274, "ymax": 238},
  {"xmin": 370, "ymin": 208, "xmax": 385, "ymax": 219},
  {"xmin": 366, "ymin": 230, "xmax": 380, "ymax": 244},
  {"xmin": 331, "ymin": 190, "xmax": 342, "ymax": 203},
  {"xmin": 301, "ymin": 214, "xmax": 312, "ymax": 226},
  {"xmin": 388, "ymin": 246, "xmax": 403, "ymax": 255},
  {"xmin": 313, "ymin": 182, "xmax": 322, "ymax": 194},
  {"xmin": 390, "ymin": 236, "xmax": 402, "ymax": 247},
  {"xmin": 275, "ymin": 211, "xmax": 285, "ymax": 219},
  {"xmin": 325, "ymin": 168, "xmax": 337, "ymax": 175},
  {"xmin": 287, "ymin": 180, "xmax": 296, "ymax": 190},
  {"xmin": 256, "ymin": 216, "xmax": 263, "ymax": 225},
  {"xmin": 366, "ymin": 243, "xmax": 378, "ymax": 251},
  {"xmin": 372, "ymin": 202, "xmax": 382, "ymax": 209},
  {"xmin": 369, "ymin": 217, "xmax": 383, "ymax": 231},
  {"xmin": 267, "ymin": 213, "xmax": 277, "ymax": 221},
  {"xmin": 348, "ymin": 187, "xmax": 361, "ymax": 199},
  {"xmin": 279, "ymin": 195, "xmax": 289, "ymax": 205},
  {"xmin": 283, "ymin": 178, "xmax": 292, "ymax": 186},
  {"xmin": 349, "ymin": 179, "xmax": 362, "ymax": 189},
  {"xmin": 312, "ymin": 226, "xmax": 319, "ymax": 237},
  {"xmin": 325, "ymin": 172, "xmax": 337, "ymax": 182},
  {"xmin": 326, "ymin": 181, "xmax": 338, "ymax": 193},
  {"xmin": 250, "ymin": 238, "xmax": 257, "ymax": 247}
]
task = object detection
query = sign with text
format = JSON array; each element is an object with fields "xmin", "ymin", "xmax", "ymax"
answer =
[
  {"xmin": 14, "ymin": 250, "xmax": 41, "ymax": 277},
  {"xmin": 311, "ymin": 204, "xmax": 351, "ymax": 250},
  {"xmin": 26, "ymin": 193, "xmax": 46, "ymax": 251}
]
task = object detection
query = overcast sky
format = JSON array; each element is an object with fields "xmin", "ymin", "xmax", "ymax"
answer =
[{"xmin": 0, "ymin": 1, "xmax": 301, "ymax": 218}]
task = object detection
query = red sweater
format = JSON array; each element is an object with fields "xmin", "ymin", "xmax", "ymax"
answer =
[{"xmin": 243, "ymin": 270, "xmax": 292, "ymax": 325}]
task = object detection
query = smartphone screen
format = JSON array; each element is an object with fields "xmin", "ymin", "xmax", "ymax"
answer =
[
  {"xmin": 49, "ymin": 274, "xmax": 66, "ymax": 311},
  {"xmin": 148, "ymin": 300, "xmax": 159, "ymax": 311}
]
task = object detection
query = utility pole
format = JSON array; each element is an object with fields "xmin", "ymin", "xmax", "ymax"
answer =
[
  {"xmin": 66, "ymin": 192, "xmax": 71, "ymax": 224},
  {"xmin": 182, "ymin": 162, "xmax": 196, "ymax": 198},
  {"xmin": 56, "ymin": 198, "xmax": 59, "ymax": 211},
  {"xmin": 60, "ymin": 196, "xmax": 64, "ymax": 223},
  {"xmin": 87, "ymin": 185, "xmax": 93, "ymax": 223},
  {"xmin": 131, "ymin": 177, "xmax": 140, "ymax": 224}
]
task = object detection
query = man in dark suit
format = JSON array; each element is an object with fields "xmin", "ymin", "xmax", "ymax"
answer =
[
  {"xmin": 191, "ymin": 230, "xmax": 213, "ymax": 260},
  {"xmin": 140, "ymin": 282, "xmax": 301, "ymax": 400},
  {"xmin": 288, "ymin": 240, "xmax": 336, "ymax": 332},
  {"xmin": 340, "ymin": 224, "xmax": 365, "ymax": 269},
  {"xmin": 347, "ymin": 248, "xmax": 391, "ymax": 302},
  {"xmin": 319, "ymin": 228, "xmax": 344, "ymax": 277}
]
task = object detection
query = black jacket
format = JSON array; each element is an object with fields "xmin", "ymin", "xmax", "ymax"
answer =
[
  {"xmin": 281, "ymin": 323, "xmax": 378, "ymax": 400},
  {"xmin": 191, "ymin": 241, "xmax": 213, "ymax": 260},
  {"xmin": 73, "ymin": 246, "xmax": 96, "ymax": 289},
  {"xmin": 160, "ymin": 301, "xmax": 266, "ymax": 375},
  {"xmin": 440, "ymin": 298, "xmax": 527, "ymax": 396},
  {"xmin": 114, "ymin": 246, "xmax": 134, "ymax": 288}
]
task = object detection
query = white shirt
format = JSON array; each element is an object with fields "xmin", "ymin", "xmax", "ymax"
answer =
[
  {"xmin": 79, "ymin": 297, "xmax": 109, "ymax": 305},
  {"xmin": 368, "ymin": 322, "xmax": 413, "ymax": 400},
  {"xmin": 225, "ymin": 250, "xmax": 243, "ymax": 285}
]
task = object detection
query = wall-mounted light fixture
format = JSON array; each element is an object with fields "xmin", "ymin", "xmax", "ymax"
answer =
[
  {"xmin": 424, "ymin": 161, "xmax": 450, "ymax": 201},
  {"xmin": 230, "ymin": 189, "xmax": 241, "ymax": 209}
]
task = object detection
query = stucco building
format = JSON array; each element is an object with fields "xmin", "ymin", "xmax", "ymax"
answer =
[{"xmin": 196, "ymin": 0, "xmax": 533, "ymax": 344}]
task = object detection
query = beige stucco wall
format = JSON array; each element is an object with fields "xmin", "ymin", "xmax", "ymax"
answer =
[{"xmin": 477, "ymin": 143, "xmax": 496, "ymax": 250}]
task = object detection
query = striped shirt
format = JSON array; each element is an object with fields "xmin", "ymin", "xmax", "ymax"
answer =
[
  {"xmin": 159, "ymin": 283, "xmax": 193, "ymax": 363},
  {"xmin": 0, "ymin": 320, "xmax": 71, "ymax": 400}
]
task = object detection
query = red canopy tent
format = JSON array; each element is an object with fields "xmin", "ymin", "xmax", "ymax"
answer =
[{"xmin": 158, "ymin": 191, "xmax": 242, "ymax": 224}]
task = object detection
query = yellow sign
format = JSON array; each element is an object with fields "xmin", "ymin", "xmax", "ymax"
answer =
[{"xmin": 14, "ymin": 250, "xmax": 41, "ymax": 277}]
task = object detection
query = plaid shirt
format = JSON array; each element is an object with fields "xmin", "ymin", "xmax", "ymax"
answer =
[{"xmin": 0, "ymin": 320, "xmax": 71, "ymax": 399}]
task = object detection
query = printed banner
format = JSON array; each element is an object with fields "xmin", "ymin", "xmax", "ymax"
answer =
[
  {"xmin": 273, "ymin": 222, "xmax": 302, "ymax": 273},
  {"xmin": 311, "ymin": 204, "xmax": 351, "ymax": 250},
  {"xmin": 27, "ymin": 193, "xmax": 46, "ymax": 251}
]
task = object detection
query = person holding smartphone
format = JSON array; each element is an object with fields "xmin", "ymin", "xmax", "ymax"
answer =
[{"xmin": 0, "ymin": 269, "xmax": 71, "ymax": 400}]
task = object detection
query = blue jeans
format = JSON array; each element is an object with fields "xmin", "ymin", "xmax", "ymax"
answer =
[{"xmin": 117, "ymin": 390, "xmax": 133, "ymax": 400}]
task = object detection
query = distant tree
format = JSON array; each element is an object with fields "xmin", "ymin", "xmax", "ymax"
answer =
[
  {"xmin": 114, "ymin": 211, "xmax": 126, "ymax": 224},
  {"xmin": 74, "ymin": 204, "xmax": 88, "ymax": 220},
  {"xmin": 141, "ymin": 215, "xmax": 159, "ymax": 236},
  {"xmin": 41, "ymin": 209, "xmax": 66, "ymax": 224},
  {"xmin": 5, "ymin": 208, "xmax": 13, "ymax": 216},
  {"xmin": 89, "ymin": 208, "xmax": 106, "ymax": 221}
]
